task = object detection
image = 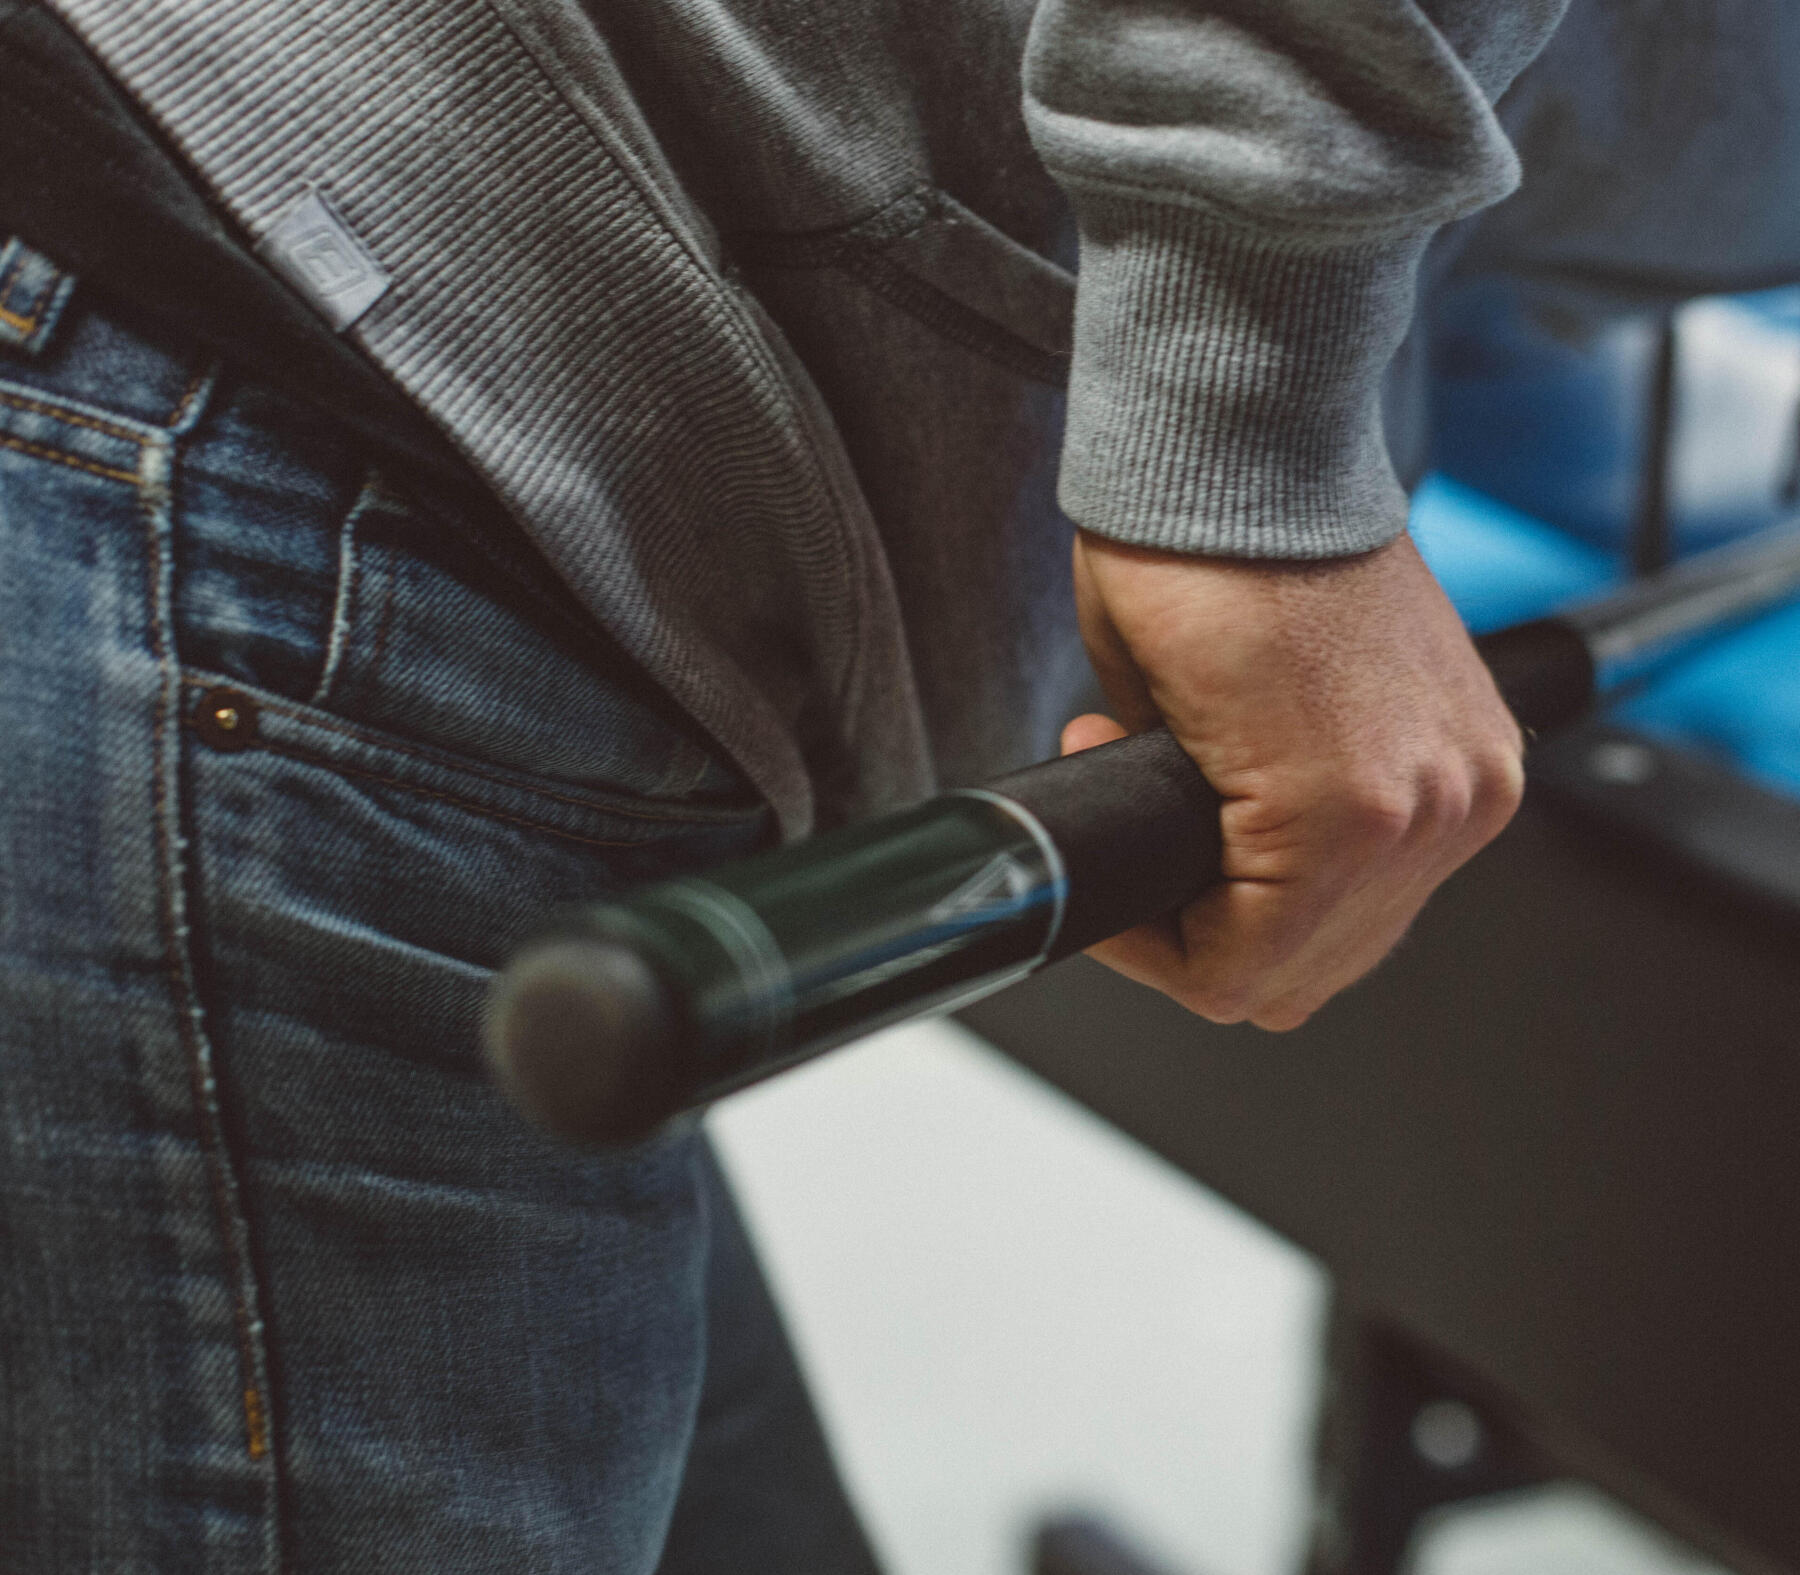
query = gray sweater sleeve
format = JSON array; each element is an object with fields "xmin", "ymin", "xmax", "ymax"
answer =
[{"xmin": 1024, "ymin": 0, "xmax": 1568, "ymax": 558}]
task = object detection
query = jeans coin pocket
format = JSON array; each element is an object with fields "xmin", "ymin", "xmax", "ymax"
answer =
[{"xmin": 169, "ymin": 372, "xmax": 752, "ymax": 816}]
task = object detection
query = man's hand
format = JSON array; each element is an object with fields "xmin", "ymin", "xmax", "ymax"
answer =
[{"xmin": 1064, "ymin": 530, "xmax": 1525, "ymax": 1030}]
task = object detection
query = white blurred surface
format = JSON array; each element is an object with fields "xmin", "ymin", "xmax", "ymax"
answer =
[
  {"xmin": 1418, "ymin": 1486, "xmax": 1732, "ymax": 1575},
  {"xmin": 709, "ymin": 1017, "xmax": 1737, "ymax": 1575},
  {"xmin": 1670, "ymin": 296, "xmax": 1800, "ymax": 544},
  {"xmin": 709, "ymin": 1017, "xmax": 1326, "ymax": 1575}
]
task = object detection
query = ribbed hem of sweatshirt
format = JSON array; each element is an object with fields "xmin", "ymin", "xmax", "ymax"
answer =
[{"xmin": 1059, "ymin": 194, "xmax": 1430, "ymax": 560}]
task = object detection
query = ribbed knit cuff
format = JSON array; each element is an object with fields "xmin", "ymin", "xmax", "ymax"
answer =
[{"xmin": 1059, "ymin": 194, "xmax": 1429, "ymax": 559}]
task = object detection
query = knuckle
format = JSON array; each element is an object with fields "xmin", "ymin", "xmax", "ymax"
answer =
[
  {"xmin": 1421, "ymin": 767, "xmax": 1475, "ymax": 835},
  {"xmin": 1341, "ymin": 778, "xmax": 1415, "ymax": 846},
  {"xmin": 1470, "ymin": 745, "xmax": 1527, "ymax": 829},
  {"xmin": 1389, "ymin": 741, "xmax": 1526, "ymax": 850},
  {"xmin": 1493, "ymin": 746, "xmax": 1528, "ymax": 804}
]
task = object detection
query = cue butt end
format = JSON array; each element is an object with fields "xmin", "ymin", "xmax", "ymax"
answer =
[{"xmin": 485, "ymin": 936, "xmax": 684, "ymax": 1145}]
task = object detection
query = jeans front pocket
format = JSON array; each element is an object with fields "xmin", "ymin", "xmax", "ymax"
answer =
[
  {"xmin": 0, "ymin": 246, "xmax": 783, "ymax": 1575},
  {"xmin": 171, "ymin": 370, "xmax": 751, "ymax": 815},
  {"xmin": 164, "ymin": 388, "xmax": 769, "ymax": 1573},
  {"xmin": 157, "ymin": 360, "xmax": 772, "ymax": 1087}
]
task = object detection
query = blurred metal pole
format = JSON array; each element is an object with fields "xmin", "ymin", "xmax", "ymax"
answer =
[
  {"xmin": 1631, "ymin": 310, "xmax": 1680, "ymax": 578},
  {"xmin": 1567, "ymin": 516, "xmax": 1800, "ymax": 663}
]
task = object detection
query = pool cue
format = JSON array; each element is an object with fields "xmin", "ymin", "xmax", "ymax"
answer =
[{"xmin": 487, "ymin": 520, "xmax": 1800, "ymax": 1146}]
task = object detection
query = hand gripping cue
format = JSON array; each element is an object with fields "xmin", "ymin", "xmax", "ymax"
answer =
[{"xmin": 486, "ymin": 523, "xmax": 1800, "ymax": 1146}]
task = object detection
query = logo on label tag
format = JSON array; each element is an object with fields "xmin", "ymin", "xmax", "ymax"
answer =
[
  {"xmin": 257, "ymin": 190, "xmax": 392, "ymax": 333},
  {"xmin": 930, "ymin": 853, "xmax": 1035, "ymax": 924}
]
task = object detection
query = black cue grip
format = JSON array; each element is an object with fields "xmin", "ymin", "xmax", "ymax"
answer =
[
  {"xmin": 486, "ymin": 616, "xmax": 1597, "ymax": 1143},
  {"xmin": 985, "ymin": 617, "xmax": 1591, "ymax": 959},
  {"xmin": 990, "ymin": 728, "xmax": 1223, "ymax": 960}
]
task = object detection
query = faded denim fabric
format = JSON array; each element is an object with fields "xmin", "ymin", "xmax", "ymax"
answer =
[{"xmin": 0, "ymin": 254, "xmax": 881, "ymax": 1575}]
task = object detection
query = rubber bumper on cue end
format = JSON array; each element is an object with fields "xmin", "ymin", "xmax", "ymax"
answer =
[{"xmin": 483, "ymin": 937, "xmax": 683, "ymax": 1146}]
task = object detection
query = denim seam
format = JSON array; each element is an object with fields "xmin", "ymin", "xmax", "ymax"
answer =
[
  {"xmin": 24, "ymin": 272, "xmax": 69, "ymax": 339},
  {"xmin": 0, "ymin": 240, "xmax": 77, "ymax": 351},
  {"xmin": 0, "ymin": 246, "xmax": 52, "ymax": 335},
  {"xmin": 0, "ymin": 429, "xmax": 140, "ymax": 484},
  {"xmin": 358, "ymin": 532, "xmax": 403, "ymax": 694},
  {"xmin": 0, "ymin": 369, "xmax": 213, "ymax": 485},
  {"xmin": 140, "ymin": 435, "xmax": 284, "ymax": 1565},
  {"xmin": 310, "ymin": 471, "xmax": 386, "ymax": 706},
  {"xmin": 165, "ymin": 363, "xmax": 219, "ymax": 433},
  {"xmin": 184, "ymin": 676, "xmax": 738, "ymax": 831},
  {"xmin": 0, "ymin": 294, "xmax": 40, "ymax": 336},
  {"xmin": 180, "ymin": 677, "xmax": 738, "ymax": 826},
  {"xmin": 0, "ymin": 383, "xmax": 146, "ymax": 442},
  {"xmin": 0, "ymin": 250, "xmax": 26, "ymax": 315},
  {"xmin": 246, "ymin": 734, "xmax": 655, "ymax": 849}
]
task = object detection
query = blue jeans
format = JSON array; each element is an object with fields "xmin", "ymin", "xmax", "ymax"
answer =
[{"xmin": 0, "ymin": 242, "xmax": 881, "ymax": 1575}]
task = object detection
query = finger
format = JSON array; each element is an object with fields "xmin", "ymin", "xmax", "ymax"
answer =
[
  {"xmin": 1199, "ymin": 839, "xmax": 1451, "ymax": 1027},
  {"xmin": 1087, "ymin": 785, "xmax": 1451, "ymax": 1027},
  {"xmin": 1241, "ymin": 890, "xmax": 1425, "ymax": 1029},
  {"xmin": 1060, "ymin": 712, "xmax": 1130, "ymax": 755},
  {"xmin": 1082, "ymin": 915, "xmax": 1211, "ymax": 1004},
  {"xmin": 1149, "ymin": 805, "xmax": 1438, "ymax": 1023}
]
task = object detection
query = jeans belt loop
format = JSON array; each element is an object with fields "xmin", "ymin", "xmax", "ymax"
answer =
[{"xmin": 0, "ymin": 236, "xmax": 78, "ymax": 358}]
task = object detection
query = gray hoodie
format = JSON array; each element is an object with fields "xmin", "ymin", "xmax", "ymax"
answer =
[{"xmin": 47, "ymin": 1, "xmax": 1796, "ymax": 834}]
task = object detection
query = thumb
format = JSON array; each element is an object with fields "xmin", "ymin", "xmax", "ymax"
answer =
[{"xmin": 1060, "ymin": 712, "xmax": 1130, "ymax": 756}]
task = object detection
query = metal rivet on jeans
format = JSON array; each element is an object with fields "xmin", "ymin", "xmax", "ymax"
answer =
[{"xmin": 193, "ymin": 686, "xmax": 260, "ymax": 752}]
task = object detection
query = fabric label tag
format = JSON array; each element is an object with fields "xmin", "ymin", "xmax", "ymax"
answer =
[{"xmin": 257, "ymin": 190, "xmax": 392, "ymax": 333}]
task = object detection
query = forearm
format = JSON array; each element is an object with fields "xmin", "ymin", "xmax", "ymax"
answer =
[{"xmin": 1025, "ymin": 0, "xmax": 1569, "ymax": 557}]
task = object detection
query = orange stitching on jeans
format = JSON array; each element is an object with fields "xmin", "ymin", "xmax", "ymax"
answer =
[
  {"xmin": 243, "ymin": 1387, "xmax": 270, "ymax": 1461},
  {"xmin": 165, "ymin": 364, "xmax": 214, "ymax": 431},
  {"xmin": 14, "ymin": 260, "xmax": 59, "ymax": 332},
  {"xmin": 181, "ymin": 678, "xmax": 718, "ymax": 825},
  {"xmin": 0, "ymin": 430, "xmax": 139, "ymax": 484},
  {"xmin": 140, "ymin": 457, "xmax": 277, "ymax": 1477},
  {"xmin": 0, "ymin": 385, "xmax": 143, "ymax": 441},
  {"xmin": 0, "ymin": 244, "xmax": 67, "ymax": 336}
]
